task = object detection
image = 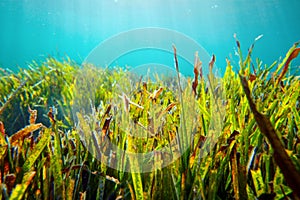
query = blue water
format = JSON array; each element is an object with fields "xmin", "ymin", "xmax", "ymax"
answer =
[{"xmin": 0, "ymin": 0, "xmax": 299, "ymax": 74}]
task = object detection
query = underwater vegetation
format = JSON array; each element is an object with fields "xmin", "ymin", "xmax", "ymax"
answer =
[{"xmin": 0, "ymin": 38, "xmax": 300, "ymax": 200}]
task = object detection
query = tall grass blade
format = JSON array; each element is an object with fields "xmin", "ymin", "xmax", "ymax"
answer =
[
  {"xmin": 51, "ymin": 126, "xmax": 65, "ymax": 199},
  {"xmin": 9, "ymin": 123, "xmax": 43, "ymax": 146},
  {"xmin": 128, "ymin": 135, "xmax": 144, "ymax": 200},
  {"xmin": 10, "ymin": 171, "xmax": 36, "ymax": 200},
  {"xmin": 21, "ymin": 127, "xmax": 50, "ymax": 173},
  {"xmin": 240, "ymin": 74, "xmax": 300, "ymax": 198}
]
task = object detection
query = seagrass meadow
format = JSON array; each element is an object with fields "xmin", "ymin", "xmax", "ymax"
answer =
[{"xmin": 0, "ymin": 39, "xmax": 300, "ymax": 200}]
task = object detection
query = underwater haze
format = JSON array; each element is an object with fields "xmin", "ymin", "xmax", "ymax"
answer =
[{"xmin": 0, "ymin": 0, "xmax": 299, "ymax": 74}]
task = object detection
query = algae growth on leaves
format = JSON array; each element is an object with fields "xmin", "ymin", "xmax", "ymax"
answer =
[{"xmin": 0, "ymin": 39, "xmax": 300, "ymax": 199}]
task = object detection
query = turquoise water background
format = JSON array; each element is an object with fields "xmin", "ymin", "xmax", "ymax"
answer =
[{"xmin": 0, "ymin": 0, "xmax": 299, "ymax": 74}]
